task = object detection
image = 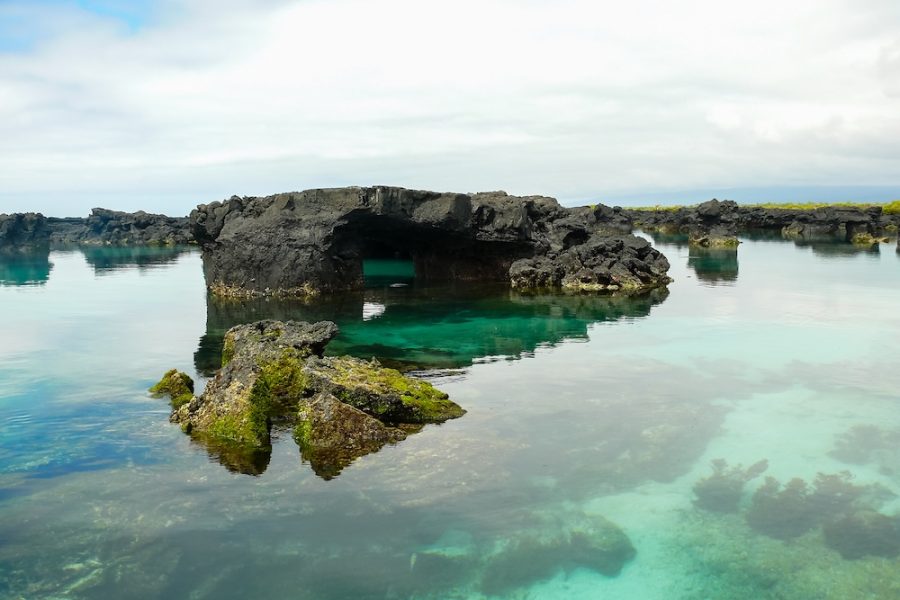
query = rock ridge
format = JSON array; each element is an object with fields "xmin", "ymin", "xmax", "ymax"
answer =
[{"xmin": 190, "ymin": 186, "xmax": 671, "ymax": 296}]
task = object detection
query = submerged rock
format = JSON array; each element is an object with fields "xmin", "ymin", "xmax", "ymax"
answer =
[
  {"xmin": 693, "ymin": 459, "xmax": 768, "ymax": 513},
  {"xmin": 480, "ymin": 513, "xmax": 635, "ymax": 595},
  {"xmin": 823, "ymin": 511, "xmax": 900, "ymax": 560},
  {"xmin": 157, "ymin": 320, "xmax": 463, "ymax": 476},
  {"xmin": 190, "ymin": 186, "xmax": 670, "ymax": 296}
]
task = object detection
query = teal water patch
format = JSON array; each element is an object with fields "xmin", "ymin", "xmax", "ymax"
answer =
[
  {"xmin": 362, "ymin": 258, "xmax": 416, "ymax": 280},
  {"xmin": 0, "ymin": 240, "xmax": 899, "ymax": 598}
]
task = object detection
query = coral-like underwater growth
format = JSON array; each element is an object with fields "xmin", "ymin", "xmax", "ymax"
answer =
[
  {"xmin": 745, "ymin": 471, "xmax": 893, "ymax": 541},
  {"xmin": 478, "ymin": 512, "xmax": 636, "ymax": 596},
  {"xmin": 693, "ymin": 458, "xmax": 768, "ymax": 513},
  {"xmin": 746, "ymin": 476, "xmax": 818, "ymax": 539},
  {"xmin": 823, "ymin": 511, "xmax": 900, "ymax": 560},
  {"xmin": 831, "ymin": 424, "xmax": 900, "ymax": 475}
]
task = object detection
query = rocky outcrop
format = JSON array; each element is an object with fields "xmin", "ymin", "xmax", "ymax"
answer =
[
  {"xmin": 509, "ymin": 235, "xmax": 670, "ymax": 291},
  {"xmin": 627, "ymin": 201, "xmax": 899, "ymax": 246},
  {"xmin": 159, "ymin": 319, "xmax": 464, "ymax": 477},
  {"xmin": 190, "ymin": 186, "xmax": 669, "ymax": 296},
  {"xmin": 294, "ymin": 392, "xmax": 407, "ymax": 480},
  {"xmin": 47, "ymin": 208, "xmax": 192, "ymax": 245},
  {"xmin": 2, "ymin": 208, "xmax": 192, "ymax": 249},
  {"xmin": 0, "ymin": 213, "xmax": 50, "ymax": 251}
]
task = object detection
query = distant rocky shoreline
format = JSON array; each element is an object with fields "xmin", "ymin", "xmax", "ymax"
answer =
[
  {"xmin": 3, "ymin": 190, "xmax": 898, "ymax": 282},
  {"xmin": 0, "ymin": 208, "xmax": 192, "ymax": 250},
  {"xmin": 623, "ymin": 199, "xmax": 900, "ymax": 248}
]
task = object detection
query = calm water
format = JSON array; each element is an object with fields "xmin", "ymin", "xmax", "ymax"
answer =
[{"xmin": 1, "ymin": 238, "xmax": 899, "ymax": 599}]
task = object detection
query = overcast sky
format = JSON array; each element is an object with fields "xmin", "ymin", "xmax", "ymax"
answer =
[{"xmin": 1, "ymin": 0, "xmax": 899, "ymax": 216}]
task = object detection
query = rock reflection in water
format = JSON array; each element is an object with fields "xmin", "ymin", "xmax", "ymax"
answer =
[
  {"xmin": 194, "ymin": 285, "xmax": 670, "ymax": 375},
  {"xmin": 0, "ymin": 249, "xmax": 53, "ymax": 286},
  {"xmin": 688, "ymin": 247, "xmax": 739, "ymax": 284},
  {"xmin": 790, "ymin": 239, "xmax": 880, "ymax": 259},
  {"xmin": 78, "ymin": 245, "xmax": 190, "ymax": 274}
]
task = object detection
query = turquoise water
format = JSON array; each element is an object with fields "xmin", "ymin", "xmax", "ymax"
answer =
[{"xmin": 1, "ymin": 239, "xmax": 899, "ymax": 598}]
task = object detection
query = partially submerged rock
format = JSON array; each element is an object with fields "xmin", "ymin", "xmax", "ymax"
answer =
[
  {"xmin": 509, "ymin": 235, "xmax": 671, "ymax": 292},
  {"xmin": 190, "ymin": 186, "xmax": 670, "ymax": 296},
  {"xmin": 303, "ymin": 356, "xmax": 465, "ymax": 424},
  {"xmin": 156, "ymin": 320, "xmax": 463, "ymax": 476},
  {"xmin": 148, "ymin": 369, "xmax": 194, "ymax": 409},
  {"xmin": 294, "ymin": 392, "xmax": 407, "ymax": 479}
]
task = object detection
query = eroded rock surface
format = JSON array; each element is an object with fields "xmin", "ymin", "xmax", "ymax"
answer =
[
  {"xmin": 158, "ymin": 319, "xmax": 463, "ymax": 477},
  {"xmin": 0, "ymin": 213, "xmax": 50, "ymax": 251},
  {"xmin": 48, "ymin": 208, "xmax": 192, "ymax": 245},
  {"xmin": 189, "ymin": 186, "xmax": 670, "ymax": 296},
  {"xmin": 627, "ymin": 201, "xmax": 898, "ymax": 246}
]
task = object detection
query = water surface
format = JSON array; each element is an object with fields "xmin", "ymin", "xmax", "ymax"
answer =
[{"xmin": 1, "ymin": 239, "xmax": 899, "ymax": 599}]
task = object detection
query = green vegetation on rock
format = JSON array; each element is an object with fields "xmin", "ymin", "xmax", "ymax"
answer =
[
  {"xmin": 323, "ymin": 356, "xmax": 465, "ymax": 423},
  {"xmin": 148, "ymin": 368, "xmax": 194, "ymax": 409}
]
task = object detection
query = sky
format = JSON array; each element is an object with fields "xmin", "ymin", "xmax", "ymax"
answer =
[{"xmin": 1, "ymin": 0, "xmax": 899, "ymax": 216}]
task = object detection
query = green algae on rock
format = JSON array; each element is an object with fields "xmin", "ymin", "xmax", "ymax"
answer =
[
  {"xmin": 303, "ymin": 356, "xmax": 465, "ymax": 424},
  {"xmin": 148, "ymin": 369, "xmax": 194, "ymax": 409},
  {"xmin": 156, "ymin": 319, "xmax": 463, "ymax": 477},
  {"xmin": 294, "ymin": 392, "xmax": 407, "ymax": 479}
]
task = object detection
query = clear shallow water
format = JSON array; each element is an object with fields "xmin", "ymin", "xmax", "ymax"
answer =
[{"xmin": 1, "ymin": 239, "xmax": 899, "ymax": 599}]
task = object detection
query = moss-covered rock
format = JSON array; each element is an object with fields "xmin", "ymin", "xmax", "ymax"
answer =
[
  {"xmin": 294, "ymin": 392, "xmax": 407, "ymax": 479},
  {"xmin": 149, "ymin": 369, "xmax": 194, "ymax": 409},
  {"xmin": 163, "ymin": 320, "xmax": 463, "ymax": 477},
  {"xmin": 303, "ymin": 356, "xmax": 465, "ymax": 424}
]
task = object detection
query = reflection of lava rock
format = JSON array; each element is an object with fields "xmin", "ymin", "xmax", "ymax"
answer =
[
  {"xmin": 688, "ymin": 247, "xmax": 739, "ymax": 284},
  {"xmin": 0, "ymin": 249, "xmax": 52, "ymax": 286},
  {"xmin": 78, "ymin": 245, "xmax": 189, "ymax": 274},
  {"xmin": 194, "ymin": 285, "xmax": 670, "ymax": 374}
]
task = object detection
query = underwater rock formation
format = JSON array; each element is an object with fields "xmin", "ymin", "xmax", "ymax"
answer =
[
  {"xmin": 189, "ymin": 186, "xmax": 670, "ymax": 296},
  {"xmin": 744, "ymin": 472, "xmax": 894, "ymax": 541},
  {"xmin": 479, "ymin": 512, "xmax": 636, "ymax": 595},
  {"xmin": 693, "ymin": 459, "xmax": 768, "ymax": 513},
  {"xmin": 822, "ymin": 511, "xmax": 900, "ymax": 560},
  {"xmin": 157, "ymin": 319, "xmax": 463, "ymax": 477}
]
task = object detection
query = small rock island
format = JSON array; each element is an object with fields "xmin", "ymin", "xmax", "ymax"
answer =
[
  {"xmin": 151, "ymin": 320, "xmax": 464, "ymax": 478},
  {"xmin": 190, "ymin": 186, "xmax": 672, "ymax": 296}
]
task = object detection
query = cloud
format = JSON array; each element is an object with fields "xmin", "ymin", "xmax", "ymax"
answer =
[{"xmin": 1, "ymin": 0, "xmax": 899, "ymax": 215}]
